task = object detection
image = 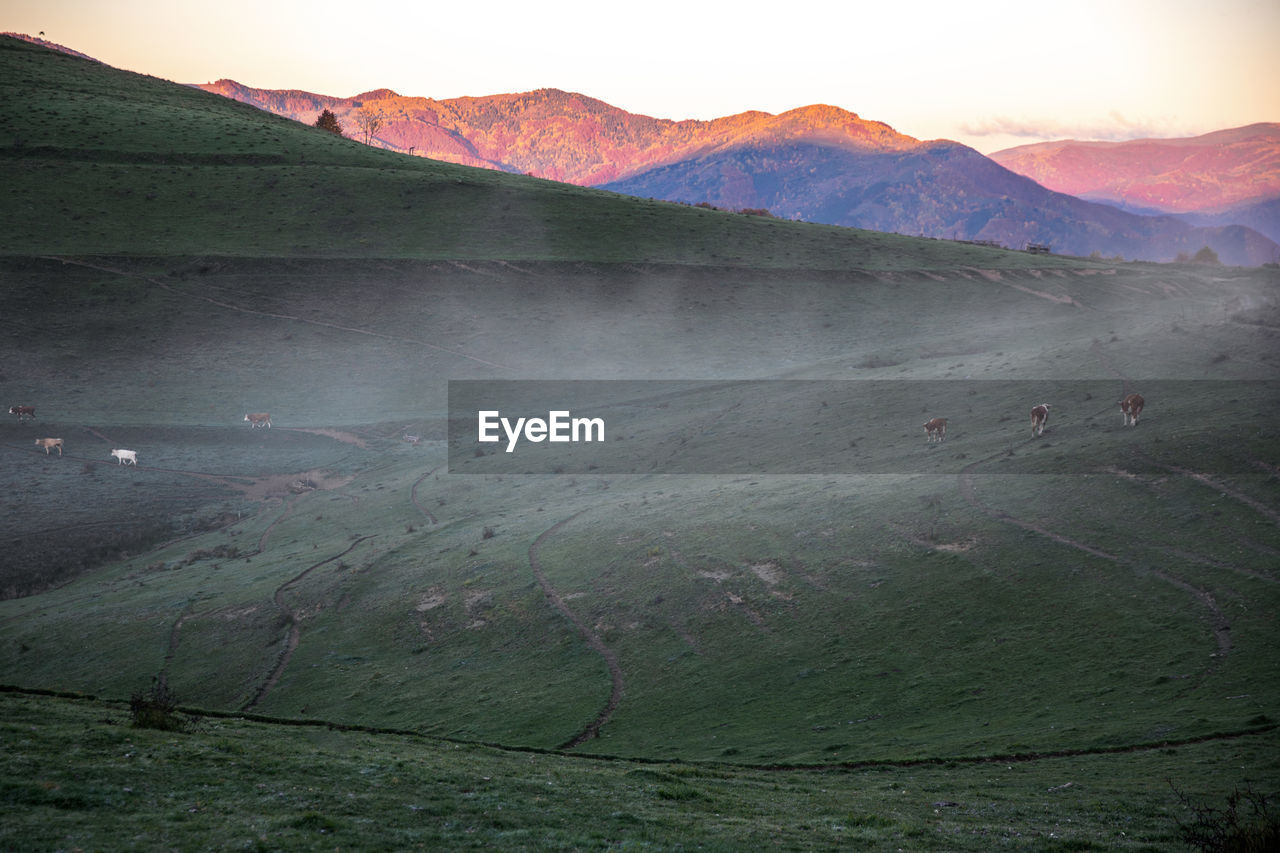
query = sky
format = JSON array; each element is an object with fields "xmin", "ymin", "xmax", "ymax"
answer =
[{"xmin": 3, "ymin": 0, "xmax": 1278, "ymax": 153}]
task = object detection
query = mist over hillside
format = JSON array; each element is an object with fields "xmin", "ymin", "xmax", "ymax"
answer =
[{"xmin": 1, "ymin": 33, "xmax": 1278, "ymax": 851}]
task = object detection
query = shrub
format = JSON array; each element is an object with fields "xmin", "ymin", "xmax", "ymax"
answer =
[
  {"xmin": 1193, "ymin": 245, "xmax": 1221, "ymax": 265},
  {"xmin": 129, "ymin": 677, "xmax": 186, "ymax": 732},
  {"xmin": 1172, "ymin": 782, "xmax": 1280, "ymax": 852}
]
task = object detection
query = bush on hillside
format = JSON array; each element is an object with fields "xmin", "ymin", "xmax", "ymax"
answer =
[
  {"xmin": 1172, "ymin": 782, "xmax": 1280, "ymax": 852},
  {"xmin": 129, "ymin": 677, "xmax": 187, "ymax": 732}
]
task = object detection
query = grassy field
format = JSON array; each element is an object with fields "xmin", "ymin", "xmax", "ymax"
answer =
[
  {"xmin": 1, "ymin": 34, "xmax": 1278, "ymax": 850},
  {"xmin": 3, "ymin": 689, "xmax": 1277, "ymax": 851}
]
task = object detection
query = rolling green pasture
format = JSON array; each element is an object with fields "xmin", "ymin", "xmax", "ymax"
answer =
[
  {"xmin": 1, "ymin": 34, "xmax": 1278, "ymax": 850},
  {"xmin": 3, "ymin": 690, "xmax": 1277, "ymax": 852}
]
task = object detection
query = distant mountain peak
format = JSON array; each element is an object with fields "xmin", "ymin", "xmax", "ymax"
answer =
[{"xmin": 352, "ymin": 87, "xmax": 400, "ymax": 101}]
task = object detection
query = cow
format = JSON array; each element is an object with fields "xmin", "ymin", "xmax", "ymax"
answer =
[
  {"xmin": 923, "ymin": 417, "xmax": 948, "ymax": 443},
  {"xmin": 8, "ymin": 405, "xmax": 35, "ymax": 422},
  {"xmin": 34, "ymin": 438, "xmax": 63, "ymax": 455},
  {"xmin": 244, "ymin": 412, "xmax": 272, "ymax": 429},
  {"xmin": 1030, "ymin": 403, "xmax": 1051, "ymax": 437},
  {"xmin": 1119, "ymin": 392, "xmax": 1144, "ymax": 427},
  {"xmin": 110, "ymin": 448, "xmax": 138, "ymax": 466}
]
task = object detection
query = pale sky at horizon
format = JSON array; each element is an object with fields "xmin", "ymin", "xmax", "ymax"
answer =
[{"xmin": 3, "ymin": 0, "xmax": 1277, "ymax": 153}]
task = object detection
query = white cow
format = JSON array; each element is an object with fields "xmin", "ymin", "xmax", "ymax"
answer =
[{"xmin": 110, "ymin": 448, "xmax": 138, "ymax": 466}]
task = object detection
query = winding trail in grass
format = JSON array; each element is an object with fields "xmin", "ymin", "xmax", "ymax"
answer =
[
  {"xmin": 44, "ymin": 256, "xmax": 510, "ymax": 370},
  {"xmin": 957, "ymin": 451, "xmax": 1233, "ymax": 675},
  {"xmin": 527, "ymin": 511, "xmax": 625, "ymax": 749},
  {"xmin": 1149, "ymin": 459, "xmax": 1280, "ymax": 526},
  {"xmin": 410, "ymin": 466, "xmax": 441, "ymax": 524},
  {"xmin": 242, "ymin": 534, "xmax": 374, "ymax": 712},
  {"xmin": 160, "ymin": 605, "xmax": 193, "ymax": 684},
  {"xmin": 257, "ymin": 495, "xmax": 298, "ymax": 553}
]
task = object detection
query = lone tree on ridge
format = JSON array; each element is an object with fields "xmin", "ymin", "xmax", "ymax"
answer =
[
  {"xmin": 354, "ymin": 106, "xmax": 385, "ymax": 145},
  {"xmin": 314, "ymin": 109, "xmax": 344, "ymax": 137}
]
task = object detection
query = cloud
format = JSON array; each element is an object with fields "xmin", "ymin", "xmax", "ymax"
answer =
[{"xmin": 958, "ymin": 112, "xmax": 1198, "ymax": 143}]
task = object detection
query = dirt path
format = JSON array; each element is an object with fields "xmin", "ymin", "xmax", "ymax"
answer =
[
  {"xmin": 241, "ymin": 534, "xmax": 374, "ymax": 712},
  {"xmin": 410, "ymin": 467, "xmax": 441, "ymax": 525},
  {"xmin": 958, "ymin": 454, "xmax": 1233, "ymax": 674},
  {"xmin": 1150, "ymin": 459, "xmax": 1280, "ymax": 526},
  {"xmin": 527, "ymin": 511, "xmax": 625, "ymax": 749},
  {"xmin": 160, "ymin": 606, "xmax": 192, "ymax": 684},
  {"xmin": 277, "ymin": 427, "xmax": 369, "ymax": 449}
]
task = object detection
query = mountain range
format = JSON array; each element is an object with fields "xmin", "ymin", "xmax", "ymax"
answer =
[
  {"xmin": 988, "ymin": 124, "xmax": 1280, "ymax": 215},
  {"xmin": 989, "ymin": 124, "xmax": 1280, "ymax": 245},
  {"xmin": 11, "ymin": 28, "xmax": 1272, "ymax": 265},
  {"xmin": 191, "ymin": 79, "xmax": 1277, "ymax": 265}
]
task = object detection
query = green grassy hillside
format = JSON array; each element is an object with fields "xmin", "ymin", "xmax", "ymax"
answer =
[{"xmin": 1, "ymin": 33, "xmax": 1278, "ymax": 850}]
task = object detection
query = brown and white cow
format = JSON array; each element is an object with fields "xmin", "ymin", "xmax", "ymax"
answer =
[
  {"xmin": 35, "ymin": 438, "xmax": 63, "ymax": 455},
  {"xmin": 244, "ymin": 412, "xmax": 272, "ymax": 429},
  {"xmin": 8, "ymin": 405, "xmax": 35, "ymax": 422},
  {"xmin": 110, "ymin": 448, "xmax": 138, "ymax": 466},
  {"xmin": 1119, "ymin": 393, "xmax": 1144, "ymax": 427},
  {"xmin": 1030, "ymin": 403, "xmax": 1051, "ymax": 437},
  {"xmin": 923, "ymin": 417, "xmax": 948, "ymax": 443}
]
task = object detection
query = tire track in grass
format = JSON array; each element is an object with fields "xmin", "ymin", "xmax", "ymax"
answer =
[
  {"xmin": 1148, "ymin": 457, "xmax": 1280, "ymax": 526},
  {"xmin": 410, "ymin": 466, "xmax": 441, "ymax": 525},
  {"xmin": 527, "ymin": 511, "xmax": 625, "ymax": 749},
  {"xmin": 160, "ymin": 606, "xmax": 193, "ymax": 684},
  {"xmin": 257, "ymin": 495, "xmax": 298, "ymax": 553},
  {"xmin": 958, "ymin": 455, "xmax": 1233, "ymax": 677},
  {"xmin": 241, "ymin": 534, "xmax": 374, "ymax": 712}
]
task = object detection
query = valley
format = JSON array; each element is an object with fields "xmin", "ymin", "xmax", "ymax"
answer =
[{"xmin": 1, "ymin": 34, "xmax": 1277, "ymax": 850}]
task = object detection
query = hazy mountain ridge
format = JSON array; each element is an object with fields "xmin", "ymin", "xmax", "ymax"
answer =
[
  {"xmin": 988, "ymin": 124, "xmax": 1280, "ymax": 213},
  {"xmin": 601, "ymin": 138, "xmax": 1279, "ymax": 263},
  {"xmin": 194, "ymin": 78, "xmax": 1277, "ymax": 264},
  {"xmin": 989, "ymin": 125, "xmax": 1280, "ymax": 247}
]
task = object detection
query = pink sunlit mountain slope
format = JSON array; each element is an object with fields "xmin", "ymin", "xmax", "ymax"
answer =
[
  {"xmin": 196, "ymin": 79, "xmax": 1278, "ymax": 264},
  {"xmin": 989, "ymin": 124, "xmax": 1280, "ymax": 214},
  {"xmin": 195, "ymin": 80, "xmax": 916, "ymax": 185}
]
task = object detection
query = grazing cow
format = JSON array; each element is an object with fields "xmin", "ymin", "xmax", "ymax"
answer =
[
  {"xmin": 404, "ymin": 433, "xmax": 421, "ymax": 445},
  {"xmin": 8, "ymin": 405, "xmax": 35, "ymax": 422},
  {"xmin": 244, "ymin": 412, "xmax": 272, "ymax": 429},
  {"xmin": 1030, "ymin": 403, "xmax": 1051, "ymax": 437},
  {"xmin": 110, "ymin": 448, "xmax": 138, "ymax": 466},
  {"xmin": 923, "ymin": 417, "xmax": 948, "ymax": 443},
  {"xmin": 1119, "ymin": 393, "xmax": 1144, "ymax": 427},
  {"xmin": 35, "ymin": 438, "xmax": 63, "ymax": 455}
]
